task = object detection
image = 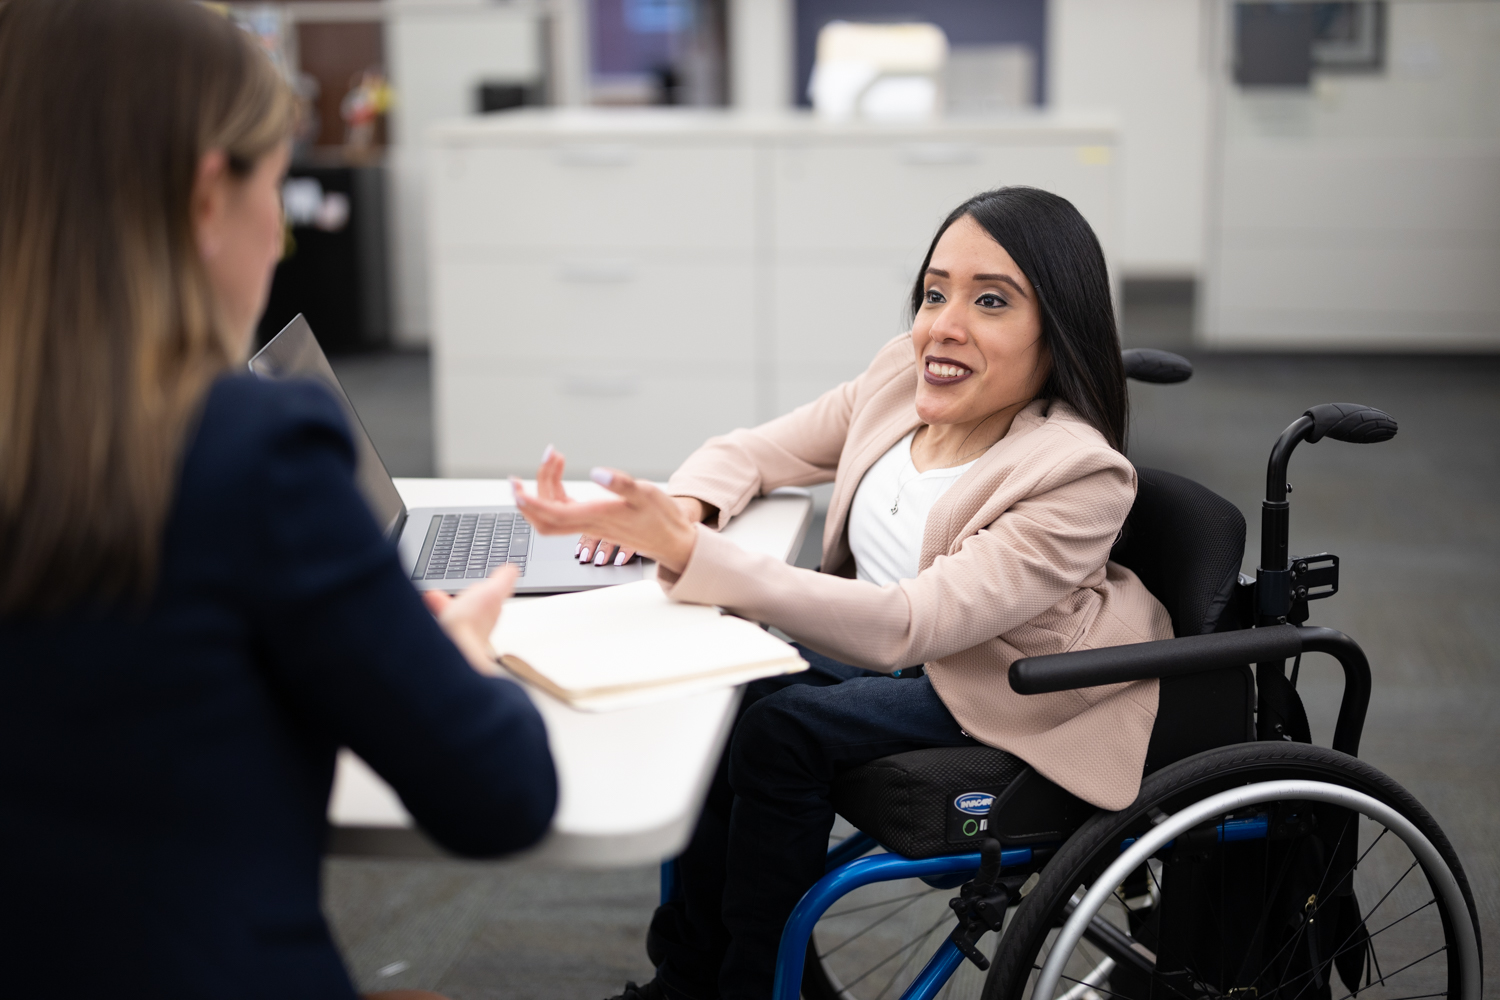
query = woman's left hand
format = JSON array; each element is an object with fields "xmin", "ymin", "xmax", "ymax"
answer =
[{"xmin": 513, "ymin": 447, "xmax": 698, "ymax": 574}]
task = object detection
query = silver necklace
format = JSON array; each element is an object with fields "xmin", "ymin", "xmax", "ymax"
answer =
[{"xmin": 889, "ymin": 464, "xmax": 923, "ymax": 515}]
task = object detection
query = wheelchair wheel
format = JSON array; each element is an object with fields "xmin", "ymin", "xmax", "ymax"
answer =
[
  {"xmin": 801, "ymin": 818, "xmax": 1000, "ymax": 1000},
  {"xmin": 981, "ymin": 743, "xmax": 1482, "ymax": 1000}
]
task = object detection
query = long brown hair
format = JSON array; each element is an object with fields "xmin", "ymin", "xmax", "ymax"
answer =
[{"xmin": 0, "ymin": 0, "xmax": 294, "ymax": 614}]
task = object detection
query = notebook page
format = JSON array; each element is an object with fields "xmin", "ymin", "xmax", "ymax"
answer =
[{"xmin": 490, "ymin": 581, "xmax": 804, "ymax": 696}]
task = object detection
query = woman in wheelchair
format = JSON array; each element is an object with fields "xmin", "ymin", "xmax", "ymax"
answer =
[{"xmin": 514, "ymin": 186, "xmax": 1177, "ymax": 1000}]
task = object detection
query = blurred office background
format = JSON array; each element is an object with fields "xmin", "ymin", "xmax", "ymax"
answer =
[{"xmin": 225, "ymin": 1, "xmax": 1498, "ymax": 995}]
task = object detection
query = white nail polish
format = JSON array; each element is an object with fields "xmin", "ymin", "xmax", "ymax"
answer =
[
  {"xmin": 614, "ymin": 551, "xmax": 627, "ymax": 566},
  {"xmin": 589, "ymin": 467, "xmax": 613, "ymax": 487},
  {"xmin": 579, "ymin": 547, "xmax": 592, "ymax": 563},
  {"xmin": 574, "ymin": 542, "xmax": 582, "ymax": 558},
  {"xmin": 594, "ymin": 548, "xmax": 609, "ymax": 566},
  {"xmin": 542, "ymin": 443, "xmax": 555, "ymax": 462}
]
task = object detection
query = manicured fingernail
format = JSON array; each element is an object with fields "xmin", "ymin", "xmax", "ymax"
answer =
[
  {"xmin": 594, "ymin": 548, "xmax": 609, "ymax": 566},
  {"xmin": 574, "ymin": 542, "xmax": 582, "ymax": 557},
  {"xmin": 590, "ymin": 467, "xmax": 613, "ymax": 487},
  {"xmin": 542, "ymin": 443, "xmax": 555, "ymax": 462},
  {"xmin": 579, "ymin": 547, "xmax": 592, "ymax": 562},
  {"xmin": 614, "ymin": 551, "xmax": 627, "ymax": 566}
]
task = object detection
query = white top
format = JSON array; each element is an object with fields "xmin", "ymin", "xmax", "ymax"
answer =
[{"xmin": 847, "ymin": 431, "xmax": 976, "ymax": 587}]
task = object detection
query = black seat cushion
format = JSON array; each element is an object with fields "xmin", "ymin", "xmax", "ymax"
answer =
[
  {"xmin": 832, "ymin": 747, "xmax": 1030, "ymax": 858},
  {"xmin": 832, "ymin": 668, "xmax": 1256, "ymax": 859},
  {"xmin": 1112, "ymin": 467, "xmax": 1246, "ymax": 636},
  {"xmin": 831, "ymin": 747, "xmax": 1098, "ymax": 859}
]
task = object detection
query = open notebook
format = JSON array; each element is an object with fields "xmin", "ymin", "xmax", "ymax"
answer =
[{"xmin": 490, "ymin": 581, "xmax": 808, "ymax": 711}]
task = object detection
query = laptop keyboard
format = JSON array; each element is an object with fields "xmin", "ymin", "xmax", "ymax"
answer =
[{"xmin": 414, "ymin": 512, "xmax": 530, "ymax": 581}]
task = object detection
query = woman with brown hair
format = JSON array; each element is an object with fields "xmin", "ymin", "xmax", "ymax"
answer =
[{"xmin": 0, "ymin": 1, "xmax": 555, "ymax": 995}]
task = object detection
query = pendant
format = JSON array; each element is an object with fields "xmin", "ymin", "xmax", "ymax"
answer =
[{"xmin": 890, "ymin": 497, "xmax": 900, "ymax": 515}]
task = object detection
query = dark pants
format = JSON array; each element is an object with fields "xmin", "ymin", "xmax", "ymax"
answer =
[{"xmin": 648, "ymin": 647, "xmax": 977, "ymax": 1000}]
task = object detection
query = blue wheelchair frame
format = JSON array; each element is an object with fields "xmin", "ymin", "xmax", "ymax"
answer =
[{"xmin": 658, "ymin": 815, "xmax": 1271, "ymax": 1000}]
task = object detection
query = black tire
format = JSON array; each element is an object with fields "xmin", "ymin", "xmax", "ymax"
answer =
[{"xmin": 982, "ymin": 742, "xmax": 1482, "ymax": 1000}]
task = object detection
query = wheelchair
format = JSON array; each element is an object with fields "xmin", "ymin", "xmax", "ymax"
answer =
[{"xmin": 663, "ymin": 348, "xmax": 1484, "ymax": 1000}]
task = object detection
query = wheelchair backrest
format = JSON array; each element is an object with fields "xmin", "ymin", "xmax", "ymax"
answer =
[{"xmin": 1111, "ymin": 467, "xmax": 1247, "ymax": 637}]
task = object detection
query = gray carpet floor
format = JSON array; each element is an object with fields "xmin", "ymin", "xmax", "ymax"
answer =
[{"xmin": 326, "ymin": 288, "xmax": 1499, "ymax": 997}]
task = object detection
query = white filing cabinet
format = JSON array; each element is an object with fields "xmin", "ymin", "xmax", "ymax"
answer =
[{"xmin": 429, "ymin": 109, "xmax": 1119, "ymax": 478}]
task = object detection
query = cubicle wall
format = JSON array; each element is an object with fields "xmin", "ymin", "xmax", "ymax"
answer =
[
  {"xmin": 1201, "ymin": 0, "xmax": 1500, "ymax": 351},
  {"xmin": 429, "ymin": 110, "xmax": 1118, "ymax": 478}
]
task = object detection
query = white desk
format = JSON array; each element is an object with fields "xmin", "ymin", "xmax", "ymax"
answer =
[{"xmin": 327, "ymin": 479, "xmax": 813, "ymax": 868}]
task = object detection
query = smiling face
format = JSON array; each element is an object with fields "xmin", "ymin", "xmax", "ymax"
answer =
[{"xmin": 911, "ymin": 214, "xmax": 1051, "ymax": 429}]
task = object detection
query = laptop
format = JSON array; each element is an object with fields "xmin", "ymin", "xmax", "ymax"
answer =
[{"xmin": 249, "ymin": 314, "xmax": 646, "ymax": 594}]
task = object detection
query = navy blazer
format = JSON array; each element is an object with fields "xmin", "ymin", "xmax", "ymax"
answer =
[{"xmin": 0, "ymin": 375, "xmax": 557, "ymax": 998}]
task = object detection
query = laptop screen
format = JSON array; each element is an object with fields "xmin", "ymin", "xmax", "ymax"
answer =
[{"xmin": 248, "ymin": 315, "xmax": 407, "ymax": 539}]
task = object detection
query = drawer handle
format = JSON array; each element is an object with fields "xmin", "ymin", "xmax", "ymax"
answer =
[
  {"xmin": 560, "ymin": 375, "xmax": 639, "ymax": 397},
  {"xmin": 558, "ymin": 260, "xmax": 636, "ymax": 283},
  {"xmin": 556, "ymin": 144, "xmax": 634, "ymax": 167},
  {"xmin": 902, "ymin": 143, "xmax": 980, "ymax": 165}
]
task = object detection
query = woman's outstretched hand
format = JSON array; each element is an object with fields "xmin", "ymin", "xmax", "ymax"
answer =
[
  {"xmin": 513, "ymin": 446, "xmax": 699, "ymax": 575},
  {"xmin": 422, "ymin": 564, "xmax": 518, "ymax": 675},
  {"xmin": 578, "ymin": 494, "xmax": 712, "ymax": 567}
]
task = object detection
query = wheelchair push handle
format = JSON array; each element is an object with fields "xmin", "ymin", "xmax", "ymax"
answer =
[
  {"xmin": 1264, "ymin": 402, "xmax": 1398, "ymax": 505},
  {"xmin": 1122, "ymin": 348, "xmax": 1192, "ymax": 384},
  {"xmin": 1259, "ymin": 402, "xmax": 1397, "ymax": 625},
  {"xmin": 1304, "ymin": 402, "xmax": 1398, "ymax": 445}
]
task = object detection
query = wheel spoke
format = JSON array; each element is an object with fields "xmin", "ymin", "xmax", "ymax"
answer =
[
  {"xmin": 1333, "ymin": 945, "xmax": 1447, "ymax": 1000},
  {"xmin": 824, "ymin": 889, "xmax": 938, "ymax": 921},
  {"xmin": 1121, "ymin": 863, "xmax": 1228, "ymax": 1000},
  {"xmin": 1279, "ymin": 861, "xmax": 1423, "ymax": 1000},
  {"xmin": 1357, "ymin": 860, "xmax": 1419, "ymax": 929},
  {"xmin": 1275, "ymin": 899, "xmax": 1443, "ymax": 1000},
  {"xmin": 873, "ymin": 917, "xmax": 950, "ymax": 1000},
  {"xmin": 1030, "ymin": 964, "xmax": 1137, "ymax": 1000},
  {"xmin": 1249, "ymin": 810, "xmax": 1360, "ymax": 995},
  {"xmin": 1056, "ymin": 956, "xmax": 1116, "ymax": 1000},
  {"xmin": 1229, "ymin": 823, "xmax": 1307, "ymax": 988},
  {"xmin": 819, "ymin": 889, "xmax": 940, "ymax": 959},
  {"xmin": 839, "ymin": 913, "xmax": 953, "ymax": 993}
]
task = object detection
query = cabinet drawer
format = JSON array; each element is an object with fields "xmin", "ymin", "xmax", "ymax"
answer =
[
  {"xmin": 435, "ymin": 368, "xmax": 757, "ymax": 479},
  {"xmin": 433, "ymin": 254, "xmax": 756, "ymax": 365},
  {"xmin": 772, "ymin": 141, "xmax": 1116, "ymax": 256},
  {"xmin": 432, "ymin": 142, "xmax": 756, "ymax": 252}
]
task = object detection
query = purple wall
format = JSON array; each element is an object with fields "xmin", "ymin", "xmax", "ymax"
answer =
[{"xmin": 593, "ymin": 0, "xmax": 680, "ymax": 76}]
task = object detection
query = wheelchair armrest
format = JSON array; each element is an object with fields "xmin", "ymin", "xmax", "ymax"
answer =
[
  {"xmin": 1009, "ymin": 624, "xmax": 1372, "ymax": 756},
  {"xmin": 1008, "ymin": 625, "xmax": 1302, "ymax": 695}
]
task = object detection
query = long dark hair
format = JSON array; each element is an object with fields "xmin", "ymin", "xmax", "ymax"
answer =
[{"xmin": 909, "ymin": 187, "xmax": 1127, "ymax": 452}]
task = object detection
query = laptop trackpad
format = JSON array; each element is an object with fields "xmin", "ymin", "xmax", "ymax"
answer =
[{"xmin": 516, "ymin": 531, "xmax": 647, "ymax": 593}]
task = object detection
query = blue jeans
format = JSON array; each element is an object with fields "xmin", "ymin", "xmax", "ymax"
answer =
[{"xmin": 648, "ymin": 646, "xmax": 978, "ymax": 1000}]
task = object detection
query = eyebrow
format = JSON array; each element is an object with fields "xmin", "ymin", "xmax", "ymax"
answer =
[{"xmin": 925, "ymin": 268, "xmax": 1028, "ymax": 298}]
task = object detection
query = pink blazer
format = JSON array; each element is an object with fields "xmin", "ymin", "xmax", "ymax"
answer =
[{"xmin": 659, "ymin": 335, "xmax": 1173, "ymax": 810}]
